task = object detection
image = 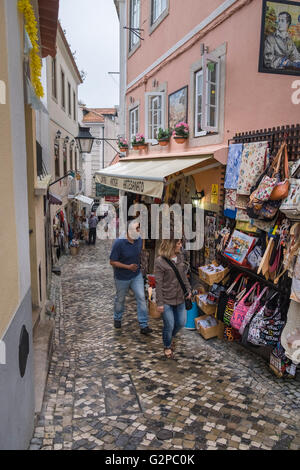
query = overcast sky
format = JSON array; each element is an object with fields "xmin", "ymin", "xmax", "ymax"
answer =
[{"xmin": 58, "ymin": 0, "xmax": 120, "ymax": 108}]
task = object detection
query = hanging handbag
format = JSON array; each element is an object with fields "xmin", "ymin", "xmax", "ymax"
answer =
[
  {"xmin": 269, "ymin": 143, "xmax": 290, "ymax": 201},
  {"xmin": 280, "ymin": 161, "xmax": 300, "ymax": 219},
  {"xmin": 239, "ymin": 286, "xmax": 268, "ymax": 335},
  {"xmin": 230, "ymin": 282, "xmax": 260, "ymax": 331},
  {"xmin": 162, "ymin": 257, "xmax": 192, "ymax": 310},
  {"xmin": 223, "ymin": 276, "xmax": 247, "ymax": 326},
  {"xmin": 247, "ymin": 293, "xmax": 281, "ymax": 346},
  {"xmin": 247, "ymin": 305, "xmax": 266, "ymax": 345},
  {"xmin": 246, "ymin": 143, "xmax": 288, "ymax": 221},
  {"xmin": 216, "ymin": 273, "xmax": 243, "ymax": 321}
]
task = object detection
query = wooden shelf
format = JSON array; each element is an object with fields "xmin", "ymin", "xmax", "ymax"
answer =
[{"xmin": 219, "ymin": 254, "xmax": 284, "ymax": 293}]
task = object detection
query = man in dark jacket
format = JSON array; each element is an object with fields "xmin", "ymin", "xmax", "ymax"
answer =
[
  {"xmin": 110, "ymin": 220, "xmax": 152, "ymax": 335},
  {"xmin": 88, "ymin": 212, "xmax": 98, "ymax": 245}
]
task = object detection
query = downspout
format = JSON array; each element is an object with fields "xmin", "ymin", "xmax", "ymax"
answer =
[{"xmin": 102, "ymin": 125, "xmax": 104, "ymax": 169}]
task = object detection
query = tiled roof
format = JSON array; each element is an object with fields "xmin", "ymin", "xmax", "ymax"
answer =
[
  {"xmin": 82, "ymin": 108, "xmax": 118, "ymax": 123},
  {"xmin": 82, "ymin": 110, "xmax": 104, "ymax": 123},
  {"xmin": 90, "ymin": 108, "xmax": 117, "ymax": 116}
]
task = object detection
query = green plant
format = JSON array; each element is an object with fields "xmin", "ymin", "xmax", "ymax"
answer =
[
  {"xmin": 117, "ymin": 137, "xmax": 128, "ymax": 148},
  {"xmin": 173, "ymin": 122, "xmax": 189, "ymax": 138},
  {"xmin": 157, "ymin": 128, "xmax": 171, "ymax": 140},
  {"xmin": 131, "ymin": 133, "xmax": 145, "ymax": 145}
]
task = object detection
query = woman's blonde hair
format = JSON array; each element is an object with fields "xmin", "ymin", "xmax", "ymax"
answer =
[{"xmin": 158, "ymin": 239, "xmax": 181, "ymax": 259}]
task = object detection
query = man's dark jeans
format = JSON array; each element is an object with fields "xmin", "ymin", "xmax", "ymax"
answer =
[{"xmin": 88, "ymin": 228, "xmax": 96, "ymax": 245}]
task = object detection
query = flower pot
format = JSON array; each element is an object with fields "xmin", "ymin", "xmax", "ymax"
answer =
[
  {"xmin": 132, "ymin": 144, "xmax": 140, "ymax": 150},
  {"xmin": 158, "ymin": 139, "xmax": 169, "ymax": 147},
  {"xmin": 119, "ymin": 147, "xmax": 128, "ymax": 152},
  {"xmin": 174, "ymin": 136, "xmax": 188, "ymax": 144},
  {"xmin": 139, "ymin": 144, "xmax": 147, "ymax": 150}
]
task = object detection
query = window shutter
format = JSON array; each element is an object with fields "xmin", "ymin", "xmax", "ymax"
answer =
[
  {"xmin": 145, "ymin": 92, "xmax": 165, "ymax": 143},
  {"xmin": 202, "ymin": 52, "xmax": 220, "ymax": 133}
]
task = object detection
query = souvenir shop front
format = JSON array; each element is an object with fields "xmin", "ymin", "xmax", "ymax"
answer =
[{"xmin": 196, "ymin": 126, "xmax": 300, "ymax": 379}]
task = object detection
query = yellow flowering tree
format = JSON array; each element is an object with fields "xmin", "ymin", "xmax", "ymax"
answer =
[{"xmin": 18, "ymin": 0, "xmax": 44, "ymax": 98}]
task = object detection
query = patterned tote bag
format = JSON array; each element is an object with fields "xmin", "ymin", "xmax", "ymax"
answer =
[
  {"xmin": 230, "ymin": 282, "xmax": 260, "ymax": 331},
  {"xmin": 237, "ymin": 142, "xmax": 269, "ymax": 195}
]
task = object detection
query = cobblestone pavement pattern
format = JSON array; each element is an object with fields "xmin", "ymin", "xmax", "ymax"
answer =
[{"xmin": 30, "ymin": 241, "xmax": 300, "ymax": 450}]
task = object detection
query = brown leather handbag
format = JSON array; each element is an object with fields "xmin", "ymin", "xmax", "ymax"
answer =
[{"xmin": 269, "ymin": 143, "xmax": 290, "ymax": 201}]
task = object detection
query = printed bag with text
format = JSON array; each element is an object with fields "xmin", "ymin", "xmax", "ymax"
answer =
[{"xmin": 230, "ymin": 282, "xmax": 260, "ymax": 331}]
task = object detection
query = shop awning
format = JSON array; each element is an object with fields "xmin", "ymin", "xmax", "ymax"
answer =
[
  {"xmin": 75, "ymin": 195, "xmax": 94, "ymax": 206},
  {"xmin": 94, "ymin": 156, "xmax": 211, "ymax": 199}
]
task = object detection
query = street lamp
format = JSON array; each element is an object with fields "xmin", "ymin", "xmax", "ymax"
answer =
[{"xmin": 75, "ymin": 126, "xmax": 95, "ymax": 154}]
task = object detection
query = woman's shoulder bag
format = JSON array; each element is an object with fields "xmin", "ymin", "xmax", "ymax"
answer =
[{"xmin": 162, "ymin": 257, "xmax": 192, "ymax": 310}]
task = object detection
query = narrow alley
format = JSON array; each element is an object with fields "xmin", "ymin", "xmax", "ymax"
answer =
[{"xmin": 30, "ymin": 242, "xmax": 300, "ymax": 451}]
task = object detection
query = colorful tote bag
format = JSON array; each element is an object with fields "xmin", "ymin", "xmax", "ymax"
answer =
[
  {"xmin": 239, "ymin": 286, "xmax": 268, "ymax": 335},
  {"xmin": 247, "ymin": 305, "xmax": 266, "ymax": 345},
  {"xmin": 224, "ymin": 189, "xmax": 237, "ymax": 219},
  {"xmin": 280, "ymin": 179, "xmax": 300, "ymax": 220},
  {"xmin": 251, "ymin": 175, "xmax": 278, "ymax": 201},
  {"xmin": 230, "ymin": 282, "xmax": 259, "ymax": 330},
  {"xmin": 237, "ymin": 142, "xmax": 269, "ymax": 195},
  {"xmin": 224, "ymin": 143, "xmax": 244, "ymax": 189}
]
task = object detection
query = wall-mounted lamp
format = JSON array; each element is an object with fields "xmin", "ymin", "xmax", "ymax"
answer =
[{"xmin": 191, "ymin": 190, "xmax": 205, "ymax": 208}]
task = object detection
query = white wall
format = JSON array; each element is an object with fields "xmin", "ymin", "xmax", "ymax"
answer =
[{"xmin": 6, "ymin": 0, "xmax": 31, "ymax": 298}]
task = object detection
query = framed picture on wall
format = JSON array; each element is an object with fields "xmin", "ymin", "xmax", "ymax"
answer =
[
  {"xmin": 168, "ymin": 86, "xmax": 188, "ymax": 130},
  {"xmin": 258, "ymin": 0, "xmax": 300, "ymax": 76}
]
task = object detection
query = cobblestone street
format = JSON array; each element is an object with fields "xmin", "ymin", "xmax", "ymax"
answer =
[{"xmin": 30, "ymin": 241, "xmax": 300, "ymax": 451}]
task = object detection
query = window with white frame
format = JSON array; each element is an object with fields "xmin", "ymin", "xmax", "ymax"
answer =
[
  {"xmin": 129, "ymin": 0, "xmax": 140, "ymax": 51},
  {"xmin": 51, "ymin": 57, "xmax": 57, "ymax": 99},
  {"xmin": 152, "ymin": 0, "xmax": 167, "ymax": 24},
  {"xmin": 145, "ymin": 92, "xmax": 165, "ymax": 142},
  {"xmin": 194, "ymin": 52, "xmax": 220, "ymax": 136},
  {"xmin": 130, "ymin": 106, "xmax": 139, "ymax": 142}
]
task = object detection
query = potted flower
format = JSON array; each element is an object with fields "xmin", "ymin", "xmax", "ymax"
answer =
[
  {"xmin": 117, "ymin": 136, "xmax": 128, "ymax": 152},
  {"xmin": 157, "ymin": 128, "xmax": 171, "ymax": 146},
  {"xmin": 132, "ymin": 133, "xmax": 147, "ymax": 150},
  {"xmin": 173, "ymin": 122, "xmax": 189, "ymax": 144}
]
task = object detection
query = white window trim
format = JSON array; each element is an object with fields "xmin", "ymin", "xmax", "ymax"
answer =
[
  {"xmin": 203, "ymin": 52, "xmax": 220, "ymax": 133},
  {"xmin": 129, "ymin": 105, "xmax": 139, "ymax": 143},
  {"xmin": 194, "ymin": 53, "xmax": 220, "ymax": 137},
  {"xmin": 129, "ymin": 0, "xmax": 140, "ymax": 52},
  {"xmin": 145, "ymin": 91, "xmax": 165, "ymax": 144},
  {"xmin": 151, "ymin": 0, "xmax": 167, "ymax": 26}
]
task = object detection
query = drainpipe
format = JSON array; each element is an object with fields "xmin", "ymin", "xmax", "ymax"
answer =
[{"xmin": 102, "ymin": 125, "xmax": 105, "ymax": 169}]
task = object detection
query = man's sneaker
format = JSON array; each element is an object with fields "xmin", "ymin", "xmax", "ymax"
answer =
[
  {"xmin": 114, "ymin": 320, "xmax": 122, "ymax": 329},
  {"xmin": 140, "ymin": 326, "xmax": 153, "ymax": 335}
]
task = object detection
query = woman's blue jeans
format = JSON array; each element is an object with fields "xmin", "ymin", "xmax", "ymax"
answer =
[
  {"xmin": 114, "ymin": 272, "xmax": 148, "ymax": 328},
  {"xmin": 162, "ymin": 303, "xmax": 187, "ymax": 348}
]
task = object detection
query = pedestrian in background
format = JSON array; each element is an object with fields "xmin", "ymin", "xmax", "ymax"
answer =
[
  {"xmin": 110, "ymin": 219, "xmax": 152, "ymax": 335},
  {"xmin": 88, "ymin": 212, "xmax": 98, "ymax": 245},
  {"xmin": 154, "ymin": 239, "xmax": 191, "ymax": 359}
]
